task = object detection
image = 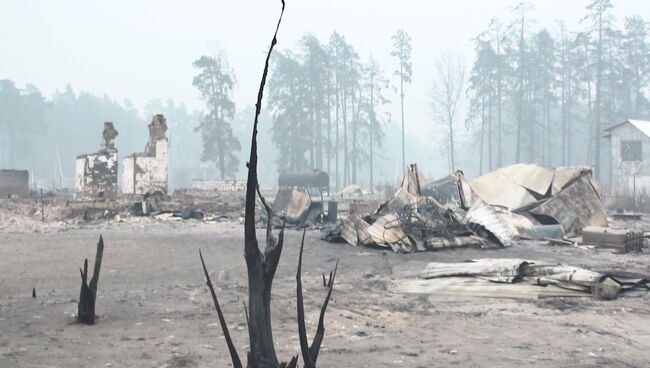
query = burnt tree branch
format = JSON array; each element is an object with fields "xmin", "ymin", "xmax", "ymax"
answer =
[
  {"xmin": 200, "ymin": 250, "xmax": 243, "ymax": 368},
  {"xmin": 296, "ymin": 230, "xmax": 338, "ymax": 368}
]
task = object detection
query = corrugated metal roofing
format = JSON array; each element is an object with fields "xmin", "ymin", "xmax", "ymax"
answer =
[
  {"xmin": 604, "ymin": 119, "xmax": 650, "ymax": 137},
  {"xmin": 628, "ymin": 120, "xmax": 650, "ymax": 137}
]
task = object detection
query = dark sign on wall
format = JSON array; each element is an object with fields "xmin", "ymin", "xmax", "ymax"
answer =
[{"xmin": 621, "ymin": 140, "xmax": 642, "ymax": 162}]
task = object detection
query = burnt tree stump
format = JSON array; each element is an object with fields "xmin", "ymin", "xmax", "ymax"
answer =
[{"xmin": 78, "ymin": 235, "xmax": 104, "ymax": 325}]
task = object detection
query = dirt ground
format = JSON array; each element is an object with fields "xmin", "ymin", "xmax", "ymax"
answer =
[{"xmin": 2, "ymin": 219, "xmax": 650, "ymax": 367}]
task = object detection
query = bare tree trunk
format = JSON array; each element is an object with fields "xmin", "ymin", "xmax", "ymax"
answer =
[
  {"xmin": 351, "ymin": 75, "xmax": 357, "ymax": 184},
  {"xmin": 342, "ymin": 85, "xmax": 349, "ymax": 186},
  {"xmin": 326, "ymin": 78, "xmax": 331, "ymax": 178},
  {"xmin": 496, "ymin": 23, "xmax": 503, "ymax": 168},
  {"xmin": 488, "ymin": 90, "xmax": 493, "ymax": 171},
  {"xmin": 586, "ymin": 62, "xmax": 594, "ymax": 165},
  {"xmin": 316, "ymin": 97, "xmax": 322, "ymax": 170},
  {"xmin": 448, "ymin": 116, "xmax": 456, "ymax": 173},
  {"xmin": 309, "ymin": 99, "xmax": 315, "ymax": 169},
  {"xmin": 516, "ymin": 11, "xmax": 525, "ymax": 163},
  {"xmin": 567, "ymin": 64, "xmax": 573, "ymax": 164},
  {"xmin": 242, "ymin": 7, "xmax": 286, "ymax": 364},
  {"xmin": 400, "ymin": 61, "xmax": 406, "ymax": 170},
  {"xmin": 78, "ymin": 235, "xmax": 104, "ymax": 325},
  {"xmin": 335, "ymin": 61, "xmax": 340, "ymax": 191},
  {"xmin": 369, "ymin": 71, "xmax": 375, "ymax": 193},
  {"xmin": 594, "ymin": 10, "xmax": 603, "ymax": 179},
  {"xmin": 561, "ymin": 31, "xmax": 567, "ymax": 166},
  {"xmin": 198, "ymin": 3, "xmax": 337, "ymax": 366},
  {"xmin": 476, "ymin": 95, "xmax": 485, "ymax": 175}
]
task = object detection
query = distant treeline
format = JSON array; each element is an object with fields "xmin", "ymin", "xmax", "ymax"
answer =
[
  {"xmin": 253, "ymin": 0, "xmax": 650, "ymax": 187},
  {"xmin": 0, "ymin": 81, "xmax": 147, "ymax": 187},
  {"xmin": 465, "ymin": 1, "xmax": 650, "ymax": 177},
  {"xmin": 0, "ymin": 80, "xmax": 285, "ymax": 188},
  {"xmin": 3, "ymin": 0, "xmax": 648, "ymax": 190}
]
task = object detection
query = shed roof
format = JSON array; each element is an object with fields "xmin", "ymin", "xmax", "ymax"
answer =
[{"xmin": 603, "ymin": 119, "xmax": 650, "ymax": 138}]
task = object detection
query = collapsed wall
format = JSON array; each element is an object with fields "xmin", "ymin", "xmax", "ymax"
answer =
[
  {"xmin": 74, "ymin": 122, "xmax": 119, "ymax": 199},
  {"xmin": 122, "ymin": 114, "xmax": 168, "ymax": 195}
]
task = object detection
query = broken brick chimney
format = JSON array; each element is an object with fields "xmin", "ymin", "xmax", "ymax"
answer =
[
  {"xmin": 122, "ymin": 114, "xmax": 169, "ymax": 195},
  {"xmin": 74, "ymin": 122, "xmax": 119, "ymax": 199}
]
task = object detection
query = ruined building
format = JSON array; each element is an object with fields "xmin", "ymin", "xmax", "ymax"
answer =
[
  {"xmin": 122, "ymin": 114, "xmax": 169, "ymax": 195},
  {"xmin": 75, "ymin": 122, "xmax": 119, "ymax": 199}
]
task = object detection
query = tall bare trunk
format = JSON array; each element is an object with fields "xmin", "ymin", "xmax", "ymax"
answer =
[{"xmin": 594, "ymin": 10, "xmax": 603, "ymax": 179}]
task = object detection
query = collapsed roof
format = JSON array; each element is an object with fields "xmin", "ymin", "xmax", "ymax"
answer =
[
  {"xmin": 446, "ymin": 164, "xmax": 608, "ymax": 238},
  {"xmin": 328, "ymin": 163, "xmax": 608, "ymax": 253}
]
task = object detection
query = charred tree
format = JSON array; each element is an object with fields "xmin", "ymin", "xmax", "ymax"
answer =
[
  {"xmin": 296, "ymin": 231, "xmax": 337, "ymax": 368},
  {"xmin": 78, "ymin": 235, "xmax": 104, "ymax": 325},
  {"xmin": 198, "ymin": 1, "xmax": 337, "ymax": 367}
]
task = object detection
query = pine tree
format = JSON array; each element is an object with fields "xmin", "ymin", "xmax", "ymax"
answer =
[
  {"xmin": 583, "ymin": 0, "xmax": 613, "ymax": 178},
  {"xmin": 364, "ymin": 56, "xmax": 390, "ymax": 192},
  {"xmin": 192, "ymin": 54, "xmax": 241, "ymax": 180},
  {"xmin": 391, "ymin": 29, "xmax": 413, "ymax": 170},
  {"xmin": 268, "ymin": 51, "xmax": 311, "ymax": 173}
]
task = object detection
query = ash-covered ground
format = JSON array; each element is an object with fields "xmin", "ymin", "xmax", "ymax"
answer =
[{"xmin": 2, "ymin": 211, "xmax": 650, "ymax": 367}]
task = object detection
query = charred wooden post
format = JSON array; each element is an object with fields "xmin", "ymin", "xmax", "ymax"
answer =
[
  {"xmin": 198, "ymin": 1, "xmax": 338, "ymax": 366},
  {"xmin": 77, "ymin": 235, "xmax": 104, "ymax": 325},
  {"xmin": 322, "ymin": 271, "xmax": 334, "ymax": 288}
]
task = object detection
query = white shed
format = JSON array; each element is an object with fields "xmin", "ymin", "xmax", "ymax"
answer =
[{"xmin": 603, "ymin": 119, "xmax": 650, "ymax": 193}]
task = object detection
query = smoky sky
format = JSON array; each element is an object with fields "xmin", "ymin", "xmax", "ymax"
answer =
[{"xmin": 2, "ymin": 0, "xmax": 649, "ymax": 145}]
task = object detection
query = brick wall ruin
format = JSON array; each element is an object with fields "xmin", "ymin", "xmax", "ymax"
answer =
[
  {"xmin": 74, "ymin": 122, "xmax": 119, "ymax": 199},
  {"xmin": 122, "ymin": 114, "xmax": 169, "ymax": 195}
]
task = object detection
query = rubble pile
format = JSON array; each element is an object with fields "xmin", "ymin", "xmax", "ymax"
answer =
[{"xmin": 325, "ymin": 163, "xmax": 610, "ymax": 253}]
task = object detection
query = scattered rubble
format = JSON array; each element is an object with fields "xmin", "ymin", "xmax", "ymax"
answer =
[{"xmin": 191, "ymin": 179, "xmax": 246, "ymax": 192}]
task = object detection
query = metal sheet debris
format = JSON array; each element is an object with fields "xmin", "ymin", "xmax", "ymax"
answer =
[
  {"xmin": 469, "ymin": 170, "xmax": 538, "ymax": 210},
  {"xmin": 325, "ymin": 164, "xmax": 495, "ymax": 253},
  {"xmin": 272, "ymin": 186, "xmax": 312, "ymax": 225},
  {"xmin": 324, "ymin": 163, "xmax": 610, "ymax": 253},
  {"xmin": 464, "ymin": 199, "xmax": 518, "ymax": 247},
  {"xmin": 396, "ymin": 259, "xmax": 650, "ymax": 300},
  {"xmin": 530, "ymin": 173, "xmax": 608, "ymax": 236}
]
